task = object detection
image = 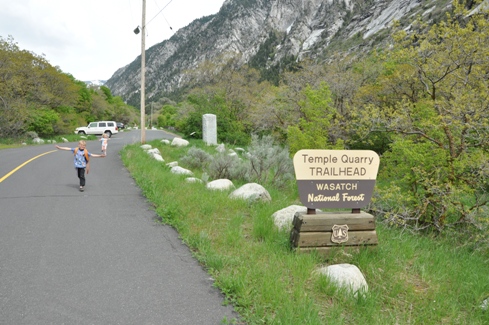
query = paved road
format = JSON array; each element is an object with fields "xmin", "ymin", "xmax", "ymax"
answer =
[{"xmin": 0, "ymin": 130, "xmax": 239, "ymax": 324}]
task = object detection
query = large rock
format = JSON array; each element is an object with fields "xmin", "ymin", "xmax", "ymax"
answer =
[
  {"xmin": 171, "ymin": 138, "xmax": 189, "ymax": 147},
  {"xmin": 272, "ymin": 205, "xmax": 321, "ymax": 230},
  {"xmin": 145, "ymin": 148, "xmax": 164, "ymax": 161},
  {"xmin": 316, "ymin": 264, "xmax": 368, "ymax": 297},
  {"xmin": 146, "ymin": 148, "xmax": 161, "ymax": 156},
  {"xmin": 152, "ymin": 153, "xmax": 164, "ymax": 162},
  {"xmin": 170, "ymin": 166, "xmax": 193, "ymax": 176},
  {"xmin": 481, "ymin": 298, "xmax": 489, "ymax": 311},
  {"xmin": 206, "ymin": 179, "xmax": 234, "ymax": 191},
  {"xmin": 185, "ymin": 177, "xmax": 204, "ymax": 184},
  {"xmin": 229, "ymin": 183, "xmax": 271, "ymax": 202},
  {"xmin": 216, "ymin": 143, "xmax": 225, "ymax": 153}
]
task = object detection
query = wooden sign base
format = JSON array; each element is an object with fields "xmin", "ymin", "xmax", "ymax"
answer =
[{"xmin": 290, "ymin": 211, "xmax": 378, "ymax": 258}]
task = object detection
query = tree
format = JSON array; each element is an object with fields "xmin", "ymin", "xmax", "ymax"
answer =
[
  {"xmin": 28, "ymin": 108, "xmax": 60, "ymax": 137},
  {"xmin": 356, "ymin": 2, "xmax": 489, "ymax": 232},
  {"xmin": 287, "ymin": 82, "xmax": 343, "ymax": 154}
]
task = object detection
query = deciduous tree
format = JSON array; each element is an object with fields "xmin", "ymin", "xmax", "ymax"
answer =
[{"xmin": 356, "ymin": 2, "xmax": 489, "ymax": 232}]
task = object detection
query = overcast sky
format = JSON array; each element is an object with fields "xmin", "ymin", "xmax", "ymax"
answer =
[{"xmin": 0, "ymin": 0, "xmax": 226, "ymax": 81}]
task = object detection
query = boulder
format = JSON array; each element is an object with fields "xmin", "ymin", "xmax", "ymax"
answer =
[
  {"xmin": 166, "ymin": 161, "xmax": 178, "ymax": 168},
  {"xmin": 152, "ymin": 153, "xmax": 164, "ymax": 162},
  {"xmin": 272, "ymin": 205, "xmax": 321, "ymax": 230},
  {"xmin": 481, "ymin": 298, "xmax": 489, "ymax": 311},
  {"xmin": 170, "ymin": 166, "xmax": 193, "ymax": 176},
  {"xmin": 185, "ymin": 177, "xmax": 204, "ymax": 184},
  {"xmin": 140, "ymin": 144, "xmax": 152, "ymax": 150},
  {"xmin": 161, "ymin": 139, "xmax": 170, "ymax": 145},
  {"xmin": 316, "ymin": 264, "xmax": 368, "ymax": 297},
  {"xmin": 229, "ymin": 183, "xmax": 271, "ymax": 202},
  {"xmin": 147, "ymin": 148, "xmax": 161, "ymax": 156},
  {"xmin": 216, "ymin": 143, "xmax": 225, "ymax": 153},
  {"xmin": 206, "ymin": 179, "xmax": 234, "ymax": 191},
  {"xmin": 171, "ymin": 138, "xmax": 189, "ymax": 147}
]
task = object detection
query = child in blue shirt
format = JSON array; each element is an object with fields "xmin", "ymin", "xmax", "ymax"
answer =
[{"xmin": 55, "ymin": 140, "xmax": 105, "ymax": 191}]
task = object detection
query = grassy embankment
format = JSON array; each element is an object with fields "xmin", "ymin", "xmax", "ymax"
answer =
[
  {"xmin": 121, "ymin": 138, "xmax": 489, "ymax": 324},
  {"xmin": 0, "ymin": 134, "xmax": 97, "ymax": 149}
]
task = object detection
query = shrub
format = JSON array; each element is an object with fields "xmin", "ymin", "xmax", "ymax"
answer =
[
  {"xmin": 180, "ymin": 146, "xmax": 213, "ymax": 169},
  {"xmin": 180, "ymin": 136, "xmax": 295, "ymax": 189},
  {"xmin": 244, "ymin": 134, "xmax": 294, "ymax": 189},
  {"xmin": 207, "ymin": 152, "xmax": 242, "ymax": 180},
  {"xmin": 26, "ymin": 131, "xmax": 39, "ymax": 139}
]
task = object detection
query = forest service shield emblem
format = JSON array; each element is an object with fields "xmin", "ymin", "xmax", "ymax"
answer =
[{"xmin": 331, "ymin": 224, "xmax": 349, "ymax": 244}]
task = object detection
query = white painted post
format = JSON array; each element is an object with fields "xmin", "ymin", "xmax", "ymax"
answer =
[{"xmin": 202, "ymin": 114, "xmax": 217, "ymax": 145}]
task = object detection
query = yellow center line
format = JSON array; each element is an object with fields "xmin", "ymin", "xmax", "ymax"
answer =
[{"xmin": 0, "ymin": 150, "xmax": 58, "ymax": 183}]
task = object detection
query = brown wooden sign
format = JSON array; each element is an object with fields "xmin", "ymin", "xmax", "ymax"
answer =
[{"xmin": 293, "ymin": 150, "xmax": 380, "ymax": 209}]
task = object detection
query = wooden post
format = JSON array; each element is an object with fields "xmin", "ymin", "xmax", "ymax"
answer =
[{"xmin": 140, "ymin": 0, "xmax": 146, "ymax": 143}]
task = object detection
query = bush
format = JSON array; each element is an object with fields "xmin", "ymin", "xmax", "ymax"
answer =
[
  {"xmin": 244, "ymin": 134, "xmax": 295, "ymax": 189},
  {"xmin": 180, "ymin": 146, "xmax": 213, "ymax": 169},
  {"xmin": 26, "ymin": 131, "xmax": 39, "ymax": 139},
  {"xmin": 207, "ymin": 152, "xmax": 242, "ymax": 180},
  {"xmin": 179, "ymin": 136, "xmax": 295, "ymax": 189},
  {"xmin": 27, "ymin": 108, "xmax": 60, "ymax": 137}
]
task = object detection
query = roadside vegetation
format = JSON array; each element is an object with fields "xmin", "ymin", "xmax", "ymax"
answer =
[
  {"xmin": 0, "ymin": 133, "xmax": 97, "ymax": 149},
  {"xmin": 121, "ymin": 138, "xmax": 489, "ymax": 324}
]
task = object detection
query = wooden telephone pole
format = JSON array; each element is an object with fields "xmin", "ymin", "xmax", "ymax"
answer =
[{"xmin": 140, "ymin": 0, "xmax": 146, "ymax": 143}]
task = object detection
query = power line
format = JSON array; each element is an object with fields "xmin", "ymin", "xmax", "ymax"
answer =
[{"xmin": 146, "ymin": 0, "xmax": 173, "ymax": 28}]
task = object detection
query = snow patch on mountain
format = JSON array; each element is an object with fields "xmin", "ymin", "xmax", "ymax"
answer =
[{"xmin": 84, "ymin": 80, "xmax": 106, "ymax": 86}]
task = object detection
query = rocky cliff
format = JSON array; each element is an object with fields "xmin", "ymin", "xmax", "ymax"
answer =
[{"xmin": 105, "ymin": 0, "xmax": 456, "ymax": 106}]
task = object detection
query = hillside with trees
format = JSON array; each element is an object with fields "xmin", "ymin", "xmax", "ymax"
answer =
[
  {"xmin": 0, "ymin": 35, "xmax": 139, "ymax": 139},
  {"xmin": 148, "ymin": 2, "xmax": 489, "ymax": 247}
]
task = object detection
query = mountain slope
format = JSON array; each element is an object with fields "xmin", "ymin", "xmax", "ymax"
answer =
[{"xmin": 105, "ymin": 0, "xmax": 455, "ymax": 106}]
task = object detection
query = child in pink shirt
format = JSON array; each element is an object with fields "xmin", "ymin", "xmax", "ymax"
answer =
[{"xmin": 100, "ymin": 133, "xmax": 109, "ymax": 155}]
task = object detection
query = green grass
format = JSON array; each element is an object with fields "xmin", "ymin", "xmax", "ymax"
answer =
[
  {"xmin": 121, "ymin": 139, "xmax": 489, "ymax": 324},
  {"xmin": 0, "ymin": 134, "xmax": 98, "ymax": 149}
]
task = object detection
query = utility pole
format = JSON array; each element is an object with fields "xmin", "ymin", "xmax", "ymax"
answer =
[
  {"xmin": 140, "ymin": 0, "xmax": 146, "ymax": 143},
  {"xmin": 151, "ymin": 102, "xmax": 153, "ymax": 129}
]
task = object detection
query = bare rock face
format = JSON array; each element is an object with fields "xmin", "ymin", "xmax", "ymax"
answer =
[{"xmin": 107, "ymin": 0, "xmax": 452, "ymax": 104}]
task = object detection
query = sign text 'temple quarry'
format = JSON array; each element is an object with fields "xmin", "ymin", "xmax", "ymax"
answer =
[{"xmin": 293, "ymin": 150, "xmax": 380, "ymax": 209}]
